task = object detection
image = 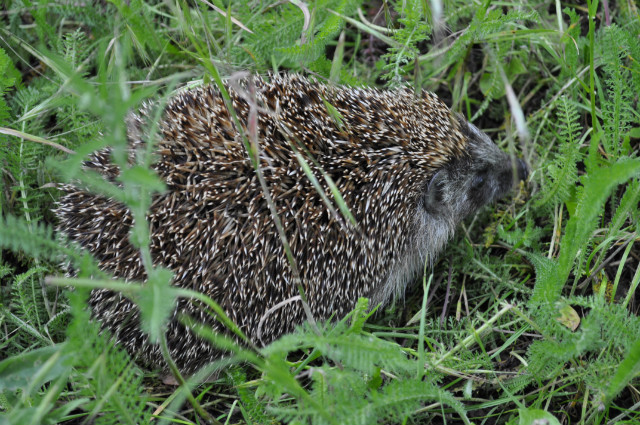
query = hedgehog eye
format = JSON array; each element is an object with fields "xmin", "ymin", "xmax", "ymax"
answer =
[
  {"xmin": 472, "ymin": 167, "xmax": 492, "ymax": 188},
  {"xmin": 472, "ymin": 175, "xmax": 484, "ymax": 187}
]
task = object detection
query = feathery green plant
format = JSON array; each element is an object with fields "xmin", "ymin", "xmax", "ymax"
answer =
[
  {"xmin": 381, "ymin": 0, "xmax": 430, "ymax": 85},
  {"xmin": 534, "ymin": 96, "xmax": 582, "ymax": 208},
  {"xmin": 599, "ymin": 24, "xmax": 635, "ymax": 159}
]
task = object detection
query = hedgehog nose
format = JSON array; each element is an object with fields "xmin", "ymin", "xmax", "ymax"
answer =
[{"xmin": 516, "ymin": 158, "xmax": 528, "ymax": 181}]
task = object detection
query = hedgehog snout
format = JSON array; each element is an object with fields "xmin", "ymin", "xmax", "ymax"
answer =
[
  {"xmin": 496, "ymin": 157, "xmax": 528, "ymax": 196},
  {"xmin": 466, "ymin": 128, "xmax": 528, "ymax": 195},
  {"xmin": 488, "ymin": 155, "xmax": 527, "ymax": 201},
  {"xmin": 516, "ymin": 158, "xmax": 528, "ymax": 182}
]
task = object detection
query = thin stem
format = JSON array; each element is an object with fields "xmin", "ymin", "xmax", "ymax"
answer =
[{"xmin": 159, "ymin": 333, "xmax": 221, "ymax": 425}]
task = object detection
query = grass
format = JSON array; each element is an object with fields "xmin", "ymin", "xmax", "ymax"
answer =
[{"xmin": 0, "ymin": 0, "xmax": 639, "ymax": 424}]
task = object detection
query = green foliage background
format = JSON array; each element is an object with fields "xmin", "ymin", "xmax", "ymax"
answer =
[{"xmin": 0, "ymin": 0, "xmax": 639, "ymax": 424}]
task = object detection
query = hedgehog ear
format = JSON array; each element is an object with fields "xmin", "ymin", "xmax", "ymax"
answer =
[
  {"xmin": 422, "ymin": 170, "xmax": 445, "ymax": 212},
  {"xmin": 455, "ymin": 113, "xmax": 470, "ymax": 138}
]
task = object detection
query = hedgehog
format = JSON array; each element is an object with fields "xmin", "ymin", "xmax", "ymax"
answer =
[{"xmin": 55, "ymin": 73, "xmax": 528, "ymax": 376}]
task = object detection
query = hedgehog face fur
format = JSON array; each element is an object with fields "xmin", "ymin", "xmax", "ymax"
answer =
[{"xmin": 56, "ymin": 74, "xmax": 527, "ymax": 375}]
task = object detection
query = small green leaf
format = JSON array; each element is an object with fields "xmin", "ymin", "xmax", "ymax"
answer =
[
  {"xmin": 322, "ymin": 98, "xmax": 345, "ymax": 132},
  {"xmin": 555, "ymin": 303, "xmax": 580, "ymax": 331},
  {"xmin": 366, "ymin": 367, "xmax": 383, "ymax": 391},
  {"xmin": 348, "ymin": 297, "xmax": 369, "ymax": 333},
  {"xmin": 119, "ymin": 165, "xmax": 166, "ymax": 192},
  {"xmin": 628, "ymin": 127, "xmax": 640, "ymax": 138},
  {"xmin": 330, "ymin": 30, "xmax": 345, "ymax": 83},
  {"xmin": 506, "ymin": 56, "xmax": 527, "ymax": 77},
  {"xmin": 480, "ymin": 72, "xmax": 505, "ymax": 98},
  {"xmin": 518, "ymin": 408, "xmax": 561, "ymax": 425},
  {"xmin": 136, "ymin": 267, "xmax": 177, "ymax": 344}
]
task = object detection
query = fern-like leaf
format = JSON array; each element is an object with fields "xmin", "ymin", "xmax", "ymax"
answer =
[
  {"xmin": 381, "ymin": 0, "xmax": 431, "ymax": 85},
  {"xmin": 11, "ymin": 266, "xmax": 49, "ymax": 331},
  {"xmin": 600, "ymin": 24, "xmax": 635, "ymax": 158},
  {"xmin": 535, "ymin": 96, "xmax": 582, "ymax": 208}
]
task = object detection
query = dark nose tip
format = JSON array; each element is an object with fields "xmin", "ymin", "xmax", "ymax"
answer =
[{"xmin": 517, "ymin": 158, "xmax": 528, "ymax": 181}]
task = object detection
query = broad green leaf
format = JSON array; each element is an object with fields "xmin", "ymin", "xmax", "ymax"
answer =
[
  {"xmin": 605, "ymin": 337, "xmax": 640, "ymax": 402},
  {"xmin": 518, "ymin": 408, "xmax": 561, "ymax": 425},
  {"xmin": 0, "ymin": 345, "xmax": 72, "ymax": 392}
]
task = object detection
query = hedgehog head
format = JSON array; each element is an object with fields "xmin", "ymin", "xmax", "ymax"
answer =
[
  {"xmin": 419, "ymin": 118, "xmax": 527, "ymax": 225},
  {"xmin": 370, "ymin": 115, "xmax": 527, "ymax": 307}
]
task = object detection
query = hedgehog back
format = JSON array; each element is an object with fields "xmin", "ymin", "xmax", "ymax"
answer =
[{"xmin": 56, "ymin": 74, "xmax": 467, "ymax": 374}]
